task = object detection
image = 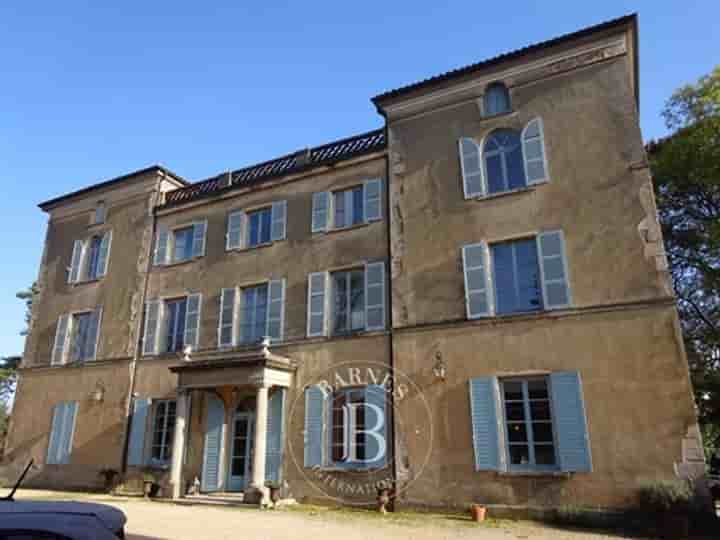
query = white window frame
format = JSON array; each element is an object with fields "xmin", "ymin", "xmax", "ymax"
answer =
[
  {"xmin": 463, "ymin": 232, "xmax": 571, "ymax": 319},
  {"xmin": 245, "ymin": 206, "xmax": 273, "ymax": 248},
  {"xmin": 68, "ymin": 230, "xmax": 112, "ymax": 284},
  {"xmin": 149, "ymin": 399, "xmax": 176, "ymax": 465},
  {"xmin": 499, "ymin": 377, "xmax": 559, "ymax": 471},
  {"xmin": 238, "ymin": 281, "xmax": 270, "ymax": 345}
]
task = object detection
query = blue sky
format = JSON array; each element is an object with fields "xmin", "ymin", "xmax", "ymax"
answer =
[{"xmin": 0, "ymin": 2, "xmax": 718, "ymax": 357}]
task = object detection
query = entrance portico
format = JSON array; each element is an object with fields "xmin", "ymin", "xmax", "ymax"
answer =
[{"xmin": 168, "ymin": 340, "xmax": 296, "ymax": 505}]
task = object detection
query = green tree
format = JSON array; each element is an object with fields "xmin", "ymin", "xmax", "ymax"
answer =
[
  {"xmin": 649, "ymin": 66, "xmax": 720, "ymax": 467},
  {"xmin": 16, "ymin": 282, "xmax": 38, "ymax": 336}
]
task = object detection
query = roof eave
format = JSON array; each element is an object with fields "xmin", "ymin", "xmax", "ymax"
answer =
[
  {"xmin": 372, "ymin": 13, "xmax": 638, "ymax": 111},
  {"xmin": 38, "ymin": 165, "xmax": 188, "ymax": 212}
]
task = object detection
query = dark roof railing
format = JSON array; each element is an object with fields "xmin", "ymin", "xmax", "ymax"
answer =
[{"xmin": 161, "ymin": 128, "xmax": 385, "ymax": 209}]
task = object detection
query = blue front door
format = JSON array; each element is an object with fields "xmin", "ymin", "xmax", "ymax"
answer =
[
  {"xmin": 201, "ymin": 393, "xmax": 225, "ymax": 492},
  {"xmin": 227, "ymin": 412, "xmax": 254, "ymax": 491}
]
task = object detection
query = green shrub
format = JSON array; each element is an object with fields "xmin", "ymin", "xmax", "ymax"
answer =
[{"xmin": 637, "ymin": 480, "xmax": 693, "ymax": 514}]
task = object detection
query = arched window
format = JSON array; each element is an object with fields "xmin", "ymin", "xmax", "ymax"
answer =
[
  {"xmin": 483, "ymin": 82, "xmax": 510, "ymax": 116},
  {"xmin": 483, "ymin": 129, "xmax": 526, "ymax": 194}
]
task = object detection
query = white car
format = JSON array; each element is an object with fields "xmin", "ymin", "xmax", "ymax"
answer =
[{"xmin": 0, "ymin": 500, "xmax": 126, "ymax": 540}]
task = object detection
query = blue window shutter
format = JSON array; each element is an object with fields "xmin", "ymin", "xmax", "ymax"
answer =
[
  {"xmin": 192, "ymin": 220, "xmax": 207, "ymax": 258},
  {"xmin": 458, "ymin": 138, "xmax": 484, "ymax": 199},
  {"xmin": 462, "ymin": 243, "xmax": 492, "ymax": 318},
  {"xmin": 68, "ymin": 240, "xmax": 84, "ymax": 283},
  {"xmin": 537, "ymin": 231, "xmax": 572, "ymax": 309},
  {"xmin": 468, "ymin": 378, "xmax": 504, "ymax": 471},
  {"xmin": 184, "ymin": 293, "xmax": 202, "ymax": 349},
  {"xmin": 58, "ymin": 401, "xmax": 78, "ymax": 464},
  {"xmin": 307, "ymin": 272, "xmax": 327, "ymax": 337},
  {"xmin": 364, "ymin": 384, "xmax": 388, "ymax": 468},
  {"xmin": 265, "ymin": 388, "xmax": 286, "ymax": 483},
  {"xmin": 363, "ymin": 179, "xmax": 382, "ymax": 222},
  {"xmin": 127, "ymin": 398, "xmax": 151, "ymax": 466},
  {"xmin": 226, "ymin": 210, "xmax": 245, "ymax": 250},
  {"xmin": 311, "ymin": 192, "xmax": 329, "ymax": 233},
  {"xmin": 51, "ymin": 314, "xmax": 70, "ymax": 366},
  {"xmin": 202, "ymin": 393, "xmax": 225, "ymax": 491},
  {"xmin": 47, "ymin": 404, "xmax": 64, "ymax": 464},
  {"xmin": 550, "ymin": 371, "xmax": 592, "ymax": 472},
  {"xmin": 271, "ymin": 200, "xmax": 287, "ymax": 241},
  {"xmin": 364, "ymin": 262, "xmax": 386, "ymax": 331},
  {"xmin": 267, "ymin": 279, "xmax": 285, "ymax": 343},
  {"xmin": 304, "ymin": 385, "xmax": 326, "ymax": 468},
  {"xmin": 522, "ymin": 117, "xmax": 549, "ymax": 184},
  {"xmin": 154, "ymin": 228, "xmax": 169, "ymax": 266},
  {"xmin": 96, "ymin": 230, "xmax": 112, "ymax": 277}
]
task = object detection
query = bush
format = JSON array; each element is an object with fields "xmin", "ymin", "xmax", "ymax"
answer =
[{"xmin": 637, "ymin": 480, "xmax": 693, "ymax": 514}]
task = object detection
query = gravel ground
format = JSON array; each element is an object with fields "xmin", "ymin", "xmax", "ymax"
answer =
[{"xmin": 12, "ymin": 490, "xmax": 653, "ymax": 540}]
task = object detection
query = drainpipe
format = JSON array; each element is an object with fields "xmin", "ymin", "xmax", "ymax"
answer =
[
  {"xmin": 120, "ymin": 177, "xmax": 162, "ymax": 473},
  {"xmin": 381, "ymin": 119, "xmax": 398, "ymax": 512}
]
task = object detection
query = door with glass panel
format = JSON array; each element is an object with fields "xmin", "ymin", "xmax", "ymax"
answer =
[{"xmin": 226, "ymin": 410, "xmax": 254, "ymax": 491}]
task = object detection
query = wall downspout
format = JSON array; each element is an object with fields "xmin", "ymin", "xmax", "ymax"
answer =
[
  {"xmin": 381, "ymin": 120, "xmax": 398, "ymax": 512},
  {"xmin": 120, "ymin": 177, "xmax": 162, "ymax": 473}
]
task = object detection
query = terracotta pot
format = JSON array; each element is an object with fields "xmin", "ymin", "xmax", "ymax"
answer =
[{"xmin": 470, "ymin": 504, "xmax": 486, "ymax": 522}]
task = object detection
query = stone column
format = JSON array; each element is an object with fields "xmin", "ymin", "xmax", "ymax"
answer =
[
  {"xmin": 248, "ymin": 384, "xmax": 269, "ymax": 505},
  {"xmin": 170, "ymin": 389, "xmax": 189, "ymax": 499}
]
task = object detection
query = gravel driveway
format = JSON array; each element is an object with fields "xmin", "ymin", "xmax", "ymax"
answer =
[{"xmin": 15, "ymin": 490, "xmax": 648, "ymax": 540}]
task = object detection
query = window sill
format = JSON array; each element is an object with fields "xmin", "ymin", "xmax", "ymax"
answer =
[
  {"xmin": 155, "ymin": 256, "xmax": 204, "ymax": 269},
  {"xmin": 323, "ymin": 221, "xmax": 372, "ymax": 235},
  {"xmin": 496, "ymin": 470, "xmax": 570, "ymax": 478},
  {"xmin": 469, "ymin": 183, "xmax": 547, "ymax": 204},
  {"xmin": 226, "ymin": 240, "xmax": 279, "ymax": 253},
  {"xmin": 71, "ymin": 277, "xmax": 103, "ymax": 287},
  {"xmin": 481, "ymin": 109, "xmax": 516, "ymax": 121}
]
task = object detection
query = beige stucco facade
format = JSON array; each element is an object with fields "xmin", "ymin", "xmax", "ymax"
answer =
[{"xmin": 2, "ymin": 15, "xmax": 704, "ymax": 511}]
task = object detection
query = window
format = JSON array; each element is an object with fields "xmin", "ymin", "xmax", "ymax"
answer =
[
  {"xmin": 142, "ymin": 294, "xmax": 202, "ymax": 356},
  {"xmin": 94, "ymin": 201, "xmax": 106, "ymax": 225},
  {"xmin": 311, "ymin": 179, "xmax": 382, "ymax": 233},
  {"xmin": 502, "ymin": 378, "xmax": 556, "ymax": 468},
  {"xmin": 52, "ymin": 309, "xmax": 102, "ymax": 365},
  {"xmin": 484, "ymin": 129, "xmax": 526, "ymax": 194},
  {"xmin": 247, "ymin": 208, "xmax": 272, "ymax": 247},
  {"xmin": 458, "ymin": 117, "xmax": 549, "ymax": 199},
  {"xmin": 225, "ymin": 202, "xmax": 287, "ymax": 251},
  {"xmin": 491, "ymin": 238, "xmax": 542, "ymax": 315},
  {"xmin": 68, "ymin": 232, "xmax": 112, "ymax": 283},
  {"xmin": 47, "ymin": 401, "xmax": 78, "ymax": 465},
  {"xmin": 172, "ymin": 226, "xmax": 194, "ymax": 263},
  {"xmin": 304, "ymin": 384, "xmax": 387, "ymax": 469},
  {"xmin": 151, "ymin": 400, "xmax": 176, "ymax": 464},
  {"xmin": 462, "ymin": 231, "xmax": 571, "ymax": 319},
  {"xmin": 483, "ymin": 82, "xmax": 511, "ymax": 116},
  {"xmin": 154, "ymin": 221, "xmax": 207, "ymax": 265},
  {"xmin": 218, "ymin": 280, "xmax": 285, "ymax": 347},
  {"xmin": 333, "ymin": 186, "xmax": 364, "ymax": 229},
  {"xmin": 70, "ymin": 312, "xmax": 95, "ymax": 362},
  {"xmin": 164, "ymin": 298, "xmax": 187, "ymax": 353},
  {"xmin": 468, "ymin": 372, "xmax": 592, "ymax": 473},
  {"xmin": 331, "ymin": 388, "xmax": 366, "ymax": 463},
  {"xmin": 306, "ymin": 262, "xmax": 385, "ymax": 337},
  {"xmin": 240, "ymin": 284, "xmax": 268, "ymax": 344},
  {"xmin": 332, "ymin": 269, "xmax": 365, "ymax": 334}
]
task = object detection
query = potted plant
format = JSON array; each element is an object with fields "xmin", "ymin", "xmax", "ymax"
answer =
[
  {"xmin": 637, "ymin": 480, "xmax": 693, "ymax": 539},
  {"xmin": 265, "ymin": 481, "xmax": 281, "ymax": 504},
  {"xmin": 98, "ymin": 468, "xmax": 119, "ymax": 493},
  {"xmin": 377, "ymin": 487, "xmax": 392, "ymax": 514},
  {"xmin": 142, "ymin": 469, "xmax": 159, "ymax": 499},
  {"xmin": 469, "ymin": 504, "xmax": 487, "ymax": 522}
]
